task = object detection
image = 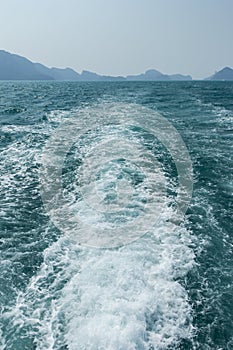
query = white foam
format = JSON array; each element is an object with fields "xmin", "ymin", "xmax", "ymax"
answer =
[
  {"xmin": 4, "ymin": 216, "xmax": 195, "ymax": 350},
  {"xmin": 1, "ymin": 103, "xmax": 195, "ymax": 349}
]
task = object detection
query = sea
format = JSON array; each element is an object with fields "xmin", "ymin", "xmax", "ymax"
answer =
[{"xmin": 0, "ymin": 81, "xmax": 232, "ymax": 350}]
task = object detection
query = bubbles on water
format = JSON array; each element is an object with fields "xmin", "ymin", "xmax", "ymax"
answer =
[
  {"xmin": 4, "ymin": 223, "xmax": 195, "ymax": 350},
  {"xmin": 40, "ymin": 102, "xmax": 193, "ymax": 248},
  {"xmin": 1, "ymin": 101, "xmax": 195, "ymax": 349}
]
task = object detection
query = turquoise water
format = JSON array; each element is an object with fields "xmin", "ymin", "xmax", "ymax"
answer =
[{"xmin": 0, "ymin": 81, "xmax": 232, "ymax": 349}]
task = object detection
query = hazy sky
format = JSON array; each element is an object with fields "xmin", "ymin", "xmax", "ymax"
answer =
[{"xmin": 1, "ymin": 0, "xmax": 233, "ymax": 79}]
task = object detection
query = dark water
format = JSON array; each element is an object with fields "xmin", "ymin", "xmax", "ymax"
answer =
[{"xmin": 0, "ymin": 81, "xmax": 232, "ymax": 349}]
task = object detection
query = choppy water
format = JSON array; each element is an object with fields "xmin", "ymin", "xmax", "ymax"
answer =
[{"xmin": 0, "ymin": 81, "xmax": 232, "ymax": 350}]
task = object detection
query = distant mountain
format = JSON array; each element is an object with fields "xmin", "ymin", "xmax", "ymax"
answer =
[
  {"xmin": 126, "ymin": 69, "xmax": 192, "ymax": 81},
  {"xmin": 127, "ymin": 69, "xmax": 169, "ymax": 81},
  {"xmin": 35, "ymin": 63, "xmax": 81, "ymax": 80},
  {"xmin": 205, "ymin": 67, "xmax": 233, "ymax": 81},
  {"xmin": 80, "ymin": 70, "xmax": 126, "ymax": 81},
  {"xmin": 169, "ymin": 73, "xmax": 192, "ymax": 81},
  {"xmin": 0, "ymin": 50, "xmax": 53, "ymax": 80},
  {"xmin": 0, "ymin": 50, "xmax": 192, "ymax": 81}
]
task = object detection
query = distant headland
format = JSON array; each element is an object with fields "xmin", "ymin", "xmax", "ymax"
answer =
[{"xmin": 0, "ymin": 50, "xmax": 233, "ymax": 81}]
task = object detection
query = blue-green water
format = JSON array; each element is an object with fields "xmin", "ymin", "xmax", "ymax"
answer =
[{"xmin": 0, "ymin": 81, "xmax": 232, "ymax": 349}]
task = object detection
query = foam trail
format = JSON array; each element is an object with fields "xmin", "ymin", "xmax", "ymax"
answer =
[
  {"xmin": 3, "ymin": 217, "xmax": 194, "ymax": 350},
  {"xmin": 1, "ymin": 103, "xmax": 195, "ymax": 349}
]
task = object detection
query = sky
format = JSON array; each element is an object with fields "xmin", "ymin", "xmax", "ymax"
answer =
[{"xmin": 0, "ymin": 0, "xmax": 233, "ymax": 79}]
